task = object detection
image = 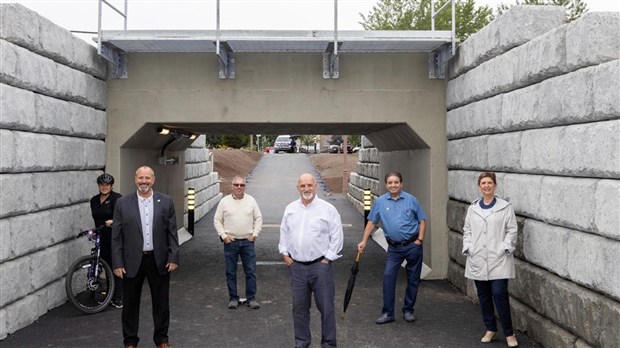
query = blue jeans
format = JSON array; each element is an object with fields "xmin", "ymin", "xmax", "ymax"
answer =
[
  {"xmin": 474, "ymin": 279, "xmax": 514, "ymax": 337},
  {"xmin": 382, "ymin": 243, "xmax": 423, "ymax": 317},
  {"xmin": 224, "ymin": 239, "xmax": 257, "ymax": 301}
]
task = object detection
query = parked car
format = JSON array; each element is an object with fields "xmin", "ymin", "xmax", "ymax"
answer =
[
  {"xmin": 339, "ymin": 143, "xmax": 353, "ymax": 153},
  {"xmin": 352, "ymin": 146, "xmax": 360, "ymax": 153},
  {"xmin": 328, "ymin": 144, "xmax": 340, "ymax": 153},
  {"xmin": 274, "ymin": 135, "xmax": 295, "ymax": 153}
]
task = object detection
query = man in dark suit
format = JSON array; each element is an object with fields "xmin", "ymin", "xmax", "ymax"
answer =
[{"xmin": 112, "ymin": 166, "xmax": 179, "ymax": 348}]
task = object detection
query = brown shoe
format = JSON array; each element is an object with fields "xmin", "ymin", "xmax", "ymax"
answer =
[{"xmin": 157, "ymin": 343, "xmax": 171, "ymax": 348}]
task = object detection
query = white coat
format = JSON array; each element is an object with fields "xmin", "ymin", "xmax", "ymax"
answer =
[{"xmin": 462, "ymin": 197, "xmax": 518, "ymax": 281}]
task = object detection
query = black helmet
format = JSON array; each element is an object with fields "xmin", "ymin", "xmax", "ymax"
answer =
[{"xmin": 97, "ymin": 173, "xmax": 115, "ymax": 185}]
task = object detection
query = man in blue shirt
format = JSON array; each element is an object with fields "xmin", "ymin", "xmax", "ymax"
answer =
[{"xmin": 357, "ymin": 171, "xmax": 427, "ymax": 324}]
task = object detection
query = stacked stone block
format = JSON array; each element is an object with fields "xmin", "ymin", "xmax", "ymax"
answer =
[
  {"xmin": 348, "ymin": 143, "xmax": 380, "ymax": 213},
  {"xmin": 446, "ymin": 6, "xmax": 619, "ymax": 348},
  {"xmin": 0, "ymin": 4, "xmax": 107, "ymax": 339},
  {"xmin": 183, "ymin": 136, "xmax": 222, "ymax": 228}
]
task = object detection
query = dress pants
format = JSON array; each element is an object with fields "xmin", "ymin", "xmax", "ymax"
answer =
[
  {"xmin": 382, "ymin": 243, "xmax": 423, "ymax": 317},
  {"xmin": 122, "ymin": 253, "xmax": 170, "ymax": 346},
  {"xmin": 474, "ymin": 279, "xmax": 514, "ymax": 337},
  {"xmin": 289, "ymin": 261, "xmax": 337, "ymax": 348}
]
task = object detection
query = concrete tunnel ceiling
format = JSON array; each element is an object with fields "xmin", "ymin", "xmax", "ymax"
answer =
[{"xmin": 122, "ymin": 123, "xmax": 430, "ymax": 152}]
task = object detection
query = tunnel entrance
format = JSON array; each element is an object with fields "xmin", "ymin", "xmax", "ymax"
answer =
[{"xmin": 105, "ymin": 39, "xmax": 449, "ymax": 277}]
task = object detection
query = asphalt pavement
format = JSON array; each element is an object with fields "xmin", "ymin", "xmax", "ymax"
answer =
[{"xmin": 1, "ymin": 154, "xmax": 540, "ymax": 348}]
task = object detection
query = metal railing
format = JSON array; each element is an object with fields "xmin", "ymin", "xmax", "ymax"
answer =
[
  {"xmin": 97, "ymin": 0, "xmax": 127, "ymax": 55},
  {"xmin": 431, "ymin": 0, "xmax": 456, "ymax": 55}
]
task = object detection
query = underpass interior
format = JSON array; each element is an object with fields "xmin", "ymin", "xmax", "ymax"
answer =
[{"xmin": 117, "ymin": 121, "xmax": 438, "ymax": 276}]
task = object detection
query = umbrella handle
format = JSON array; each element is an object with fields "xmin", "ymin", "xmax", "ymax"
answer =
[{"xmin": 355, "ymin": 251, "xmax": 361, "ymax": 262}]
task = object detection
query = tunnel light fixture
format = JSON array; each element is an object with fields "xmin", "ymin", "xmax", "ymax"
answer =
[
  {"xmin": 363, "ymin": 189, "xmax": 372, "ymax": 211},
  {"xmin": 157, "ymin": 127, "xmax": 170, "ymax": 135},
  {"xmin": 157, "ymin": 127, "xmax": 197, "ymax": 166},
  {"xmin": 156, "ymin": 127, "xmax": 196, "ymax": 140},
  {"xmin": 187, "ymin": 188, "xmax": 196, "ymax": 211}
]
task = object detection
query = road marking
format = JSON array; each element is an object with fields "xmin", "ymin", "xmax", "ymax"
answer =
[
  {"xmin": 254, "ymin": 261, "xmax": 284, "ymax": 266},
  {"xmin": 262, "ymin": 223, "xmax": 353, "ymax": 228}
]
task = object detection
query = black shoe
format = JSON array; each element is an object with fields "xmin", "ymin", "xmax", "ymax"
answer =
[
  {"xmin": 110, "ymin": 299, "xmax": 123, "ymax": 308},
  {"xmin": 375, "ymin": 313, "xmax": 395, "ymax": 324},
  {"xmin": 403, "ymin": 312, "xmax": 415, "ymax": 322}
]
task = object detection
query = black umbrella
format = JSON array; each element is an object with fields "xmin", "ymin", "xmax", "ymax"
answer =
[{"xmin": 341, "ymin": 251, "xmax": 362, "ymax": 319}]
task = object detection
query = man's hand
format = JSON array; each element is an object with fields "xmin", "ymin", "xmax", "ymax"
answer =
[
  {"xmin": 222, "ymin": 235, "xmax": 235, "ymax": 244},
  {"xmin": 105, "ymin": 219, "xmax": 113, "ymax": 227},
  {"xmin": 114, "ymin": 268, "xmax": 125, "ymax": 278},
  {"xmin": 357, "ymin": 241, "xmax": 367, "ymax": 253},
  {"xmin": 248, "ymin": 234, "xmax": 257, "ymax": 242},
  {"xmin": 282, "ymin": 255, "xmax": 293, "ymax": 267},
  {"xmin": 167, "ymin": 262, "xmax": 178, "ymax": 272}
]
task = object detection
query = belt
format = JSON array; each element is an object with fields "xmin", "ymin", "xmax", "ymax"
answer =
[
  {"xmin": 293, "ymin": 256, "xmax": 324, "ymax": 265},
  {"xmin": 386, "ymin": 235, "xmax": 418, "ymax": 247},
  {"xmin": 143, "ymin": 250, "xmax": 153, "ymax": 255}
]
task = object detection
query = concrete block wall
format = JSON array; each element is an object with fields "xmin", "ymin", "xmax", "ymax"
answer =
[
  {"xmin": 0, "ymin": 4, "xmax": 109, "ymax": 339},
  {"xmin": 348, "ymin": 143, "xmax": 380, "ymax": 212},
  {"xmin": 183, "ymin": 135, "xmax": 222, "ymax": 228},
  {"xmin": 446, "ymin": 6, "xmax": 619, "ymax": 348}
]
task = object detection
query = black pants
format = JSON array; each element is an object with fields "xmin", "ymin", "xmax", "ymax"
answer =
[
  {"xmin": 122, "ymin": 253, "xmax": 170, "ymax": 346},
  {"xmin": 100, "ymin": 243, "xmax": 123, "ymax": 302},
  {"xmin": 474, "ymin": 279, "xmax": 513, "ymax": 337}
]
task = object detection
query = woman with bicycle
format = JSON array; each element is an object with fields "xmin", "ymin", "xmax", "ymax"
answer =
[{"xmin": 90, "ymin": 173, "xmax": 123, "ymax": 308}]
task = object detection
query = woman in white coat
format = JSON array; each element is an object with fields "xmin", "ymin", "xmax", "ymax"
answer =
[{"xmin": 463, "ymin": 172, "xmax": 519, "ymax": 347}]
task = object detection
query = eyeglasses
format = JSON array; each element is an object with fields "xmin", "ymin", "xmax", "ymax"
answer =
[{"xmin": 233, "ymin": 183, "xmax": 246, "ymax": 187}]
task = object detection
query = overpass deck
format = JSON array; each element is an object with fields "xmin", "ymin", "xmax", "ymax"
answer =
[
  {"xmin": 99, "ymin": 29, "xmax": 454, "ymax": 79},
  {"xmin": 100, "ymin": 29, "xmax": 453, "ymax": 53}
]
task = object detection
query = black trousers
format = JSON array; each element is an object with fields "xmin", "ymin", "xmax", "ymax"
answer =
[{"xmin": 122, "ymin": 253, "xmax": 170, "ymax": 346}]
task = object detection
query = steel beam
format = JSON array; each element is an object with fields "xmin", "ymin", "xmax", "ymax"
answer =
[
  {"xmin": 428, "ymin": 43, "xmax": 452, "ymax": 79},
  {"xmin": 217, "ymin": 42, "xmax": 235, "ymax": 79},
  {"xmin": 323, "ymin": 42, "xmax": 340, "ymax": 79},
  {"xmin": 100, "ymin": 43, "xmax": 127, "ymax": 79}
]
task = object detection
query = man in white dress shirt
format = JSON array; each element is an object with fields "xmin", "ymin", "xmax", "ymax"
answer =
[{"xmin": 279, "ymin": 173, "xmax": 343, "ymax": 348}]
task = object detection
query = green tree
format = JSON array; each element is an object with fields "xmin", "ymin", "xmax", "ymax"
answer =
[
  {"xmin": 348, "ymin": 135, "xmax": 361, "ymax": 147},
  {"xmin": 205, "ymin": 134, "xmax": 249, "ymax": 149},
  {"xmin": 496, "ymin": 0, "xmax": 588, "ymax": 21},
  {"xmin": 299, "ymin": 134, "xmax": 318, "ymax": 147},
  {"xmin": 360, "ymin": 0, "xmax": 493, "ymax": 42}
]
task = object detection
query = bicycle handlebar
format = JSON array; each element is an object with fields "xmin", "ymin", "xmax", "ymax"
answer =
[{"xmin": 76, "ymin": 225, "xmax": 105, "ymax": 239}]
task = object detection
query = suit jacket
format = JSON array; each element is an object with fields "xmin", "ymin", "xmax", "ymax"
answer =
[{"xmin": 111, "ymin": 191, "xmax": 180, "ymax": 278}]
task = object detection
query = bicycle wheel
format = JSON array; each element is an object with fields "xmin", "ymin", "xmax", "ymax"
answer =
[{"xmin": 65, "ymin": 255, "xmax": 115, "ymax": 314}]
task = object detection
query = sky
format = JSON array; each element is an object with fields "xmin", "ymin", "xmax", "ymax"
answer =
[{"xmin": 1, "ymin": 0, "xmax": 618, "ymax": 43}]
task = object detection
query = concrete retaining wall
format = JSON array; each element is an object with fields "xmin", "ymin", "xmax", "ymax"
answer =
[
  {"xmin": 0, "ymin": 5, "xmax": 224, "ymax": 339},
  {"xmin": 183, "ymin": 136, "xmax": 221, "ymax": 228},
  {"xmin": 446, "ymin": 6, "xmax": 619, "ymax": 348},
  {"xmin": 348, "ymin": 142, "xmax": 380, "ymax": 212},
  {"xmin": 0, "ymin": 4, "xmax": 108, "ymax": 339}
]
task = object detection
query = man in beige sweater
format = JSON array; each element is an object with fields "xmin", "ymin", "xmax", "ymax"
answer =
[{"xmin": 214, "ymin": 176, "xmax": 263, "ymax": 309}]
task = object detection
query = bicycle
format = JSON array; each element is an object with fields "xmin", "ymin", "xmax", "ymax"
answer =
[{"xmin": 65, "ymin": 226, "xmax": 115, "ymax": 314}]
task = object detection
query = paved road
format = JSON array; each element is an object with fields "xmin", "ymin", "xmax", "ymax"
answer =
[{"xmin": 1, "ymin": 154, "xmax": 540, "ymax": 348}]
